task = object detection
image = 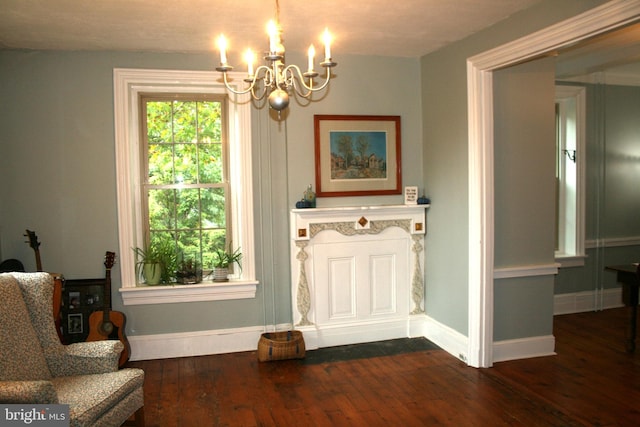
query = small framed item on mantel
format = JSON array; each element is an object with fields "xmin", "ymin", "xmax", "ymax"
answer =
[
  {"xmin": 314, "ymin": 115, "xmax": 402, "ymax": 197},
  {"xmin": 404, "ymin": 186, "xmax": 418, "ymax": 204}
]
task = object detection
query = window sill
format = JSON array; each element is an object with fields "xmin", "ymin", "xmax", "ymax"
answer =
[
  {"xmin": 119, "ymin": 280, "xmax": 259, "ymax": 306},
  {"xmin": 554, "ymin": 254, "xmax": 587, "ymax": 268}
]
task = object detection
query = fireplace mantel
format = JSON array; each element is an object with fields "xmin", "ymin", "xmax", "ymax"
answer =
[
  {"xmin": 290, "ymin": 204, "xmax": 429, "ymax": 349},
  {"xmin": 291, "ymin": 205, "xmax": 428, "ymax": 239}
]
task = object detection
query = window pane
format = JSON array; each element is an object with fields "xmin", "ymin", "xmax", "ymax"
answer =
[
  {"xmin": 198, "ymin": 101, "xmax": 223, "ymax": 142},
  {"xmin": 174, "ymin": 143, "xmax": 198, "ymax": 184},
  {"xmin": 199, "ymin": 142, "xmax": 223, "ymax": 183},
  {"xmin": 173, "ymin": 101, "xmax": 197, "ymax": 143},
  {"xmin": 175, "ymin": 188, "xmax": 201, "ymax": 230},
  {"xmin": 148, "ymin": 143, "xmax": 174, "ymax": 185},
  {"xmin": 202, "ymin": 229, "xmax": 226, "ymax": 268},
  {"xmin": 177, "ymin": 230, "xmax": 201, "ymax": 262},
  {"xmin": 201, "ymin": 187, "xmax": 226, "ymax": 229},
  {"xmin": 147, "ymin": 101, "xmax": 172, "ymax": 143},
  {"xmin": 148, "ymin": 189, "xmax": 176, "ymax": 231}
]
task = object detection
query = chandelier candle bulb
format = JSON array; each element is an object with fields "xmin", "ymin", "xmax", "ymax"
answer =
[
  {"xmin": 217, "ymin": 35, "xmax": 228, "ymax": 65},
  {"xmin": 267, "ymin": 20, "xmax": 278, "ymax": 53},
  {"xmin": 323, "ymin": 28, "xmax": 332, "ymax": 61},
  {"xmin": 307, "ymin": 45, "xmax": 315, "ymax": 72},
  {"xmin": 244, "ymin": 49, "xmax": 255, "ymax": 77}
]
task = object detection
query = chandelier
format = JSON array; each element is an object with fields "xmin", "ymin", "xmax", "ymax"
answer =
[{"xmin": 215, "ymin": 0, "xmax": 337, "ymax": 118}]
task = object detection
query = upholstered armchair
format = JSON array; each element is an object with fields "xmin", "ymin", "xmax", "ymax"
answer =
[{"xmin": 0, "ymin": 272, "xmax": 145, "ymax": 426}]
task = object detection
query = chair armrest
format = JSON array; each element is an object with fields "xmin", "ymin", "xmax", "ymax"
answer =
[
  {"xmin": 46, "ymin": 341, "xmax": 123, "ymax": 377},
  {"xmin": 0, "ymin": 381, "xmax": 58, "ymax": 403}
]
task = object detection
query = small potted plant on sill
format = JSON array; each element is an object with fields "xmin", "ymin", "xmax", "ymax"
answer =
[
  {"xmin": 212, "ymin": 243, "xmax": 242, "ymax": 282},
  {"xmin": 176, "ymin": 257, "xmax": 203, "ymax": 285},
  {"xmin": 133, "ymin": 238, "xmax": 177, "ymax": 285}
]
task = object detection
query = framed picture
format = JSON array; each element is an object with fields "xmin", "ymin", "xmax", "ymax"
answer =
[
  {"xmin": 68, "ymin": 313, "xmax": 83, "ymax": 334},
  {"xmin": 68, "ymin": 291, "xmax": 80, "ymax": 309},
  {"xmin": 314, "ymin": 115, "xmax": 402, "ymax": 197}
]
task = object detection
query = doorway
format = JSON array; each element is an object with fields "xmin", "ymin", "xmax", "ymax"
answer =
[{"xmin": 466, "ymin": 1, "xmax": 640, "ymax": 368}]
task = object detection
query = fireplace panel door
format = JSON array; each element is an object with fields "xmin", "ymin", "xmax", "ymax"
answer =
[{"xmin": 313, "ymin": 237, "xmax": 409, "ymax": 327}]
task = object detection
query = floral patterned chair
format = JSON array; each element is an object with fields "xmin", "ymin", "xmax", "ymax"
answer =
[{"xmin": 0, "ymin": 272, "xmax": 145, "ymax": 426}]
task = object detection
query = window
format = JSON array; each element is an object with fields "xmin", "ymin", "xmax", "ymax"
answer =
[
  {"xmin": 555, "ymin": 85, "xmax": 586, "ymax": 266},
  {"xmin": 113, "ymin": 69, "xmax": 257, "ymax": 305},
  {"xmin": 143, "ymin": 96, "xmax": 229, "ymax": 272}
]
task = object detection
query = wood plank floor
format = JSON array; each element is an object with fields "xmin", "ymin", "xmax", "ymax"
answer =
[{"xmin": 126, "ymin": 308, "xmax": 640, "ymax": 426}]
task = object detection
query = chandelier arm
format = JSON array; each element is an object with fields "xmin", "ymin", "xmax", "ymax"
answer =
[
  {"xmin": 221, "ymin": 72, "xmax": 254, "ymax": 95},
  {"xmin": 220, "ymin": 65, "xmax": 277, "ymax": 101},
  {"xmin": 283, "ymin": 64, "xmax": 333, "ymax": 97},
  {"xmin": 288, "ymin": 75, "xmax": 312, "ymax": 99},
  {"xmin": 251, "ymin": 65, "xmax": 276, "ymax": 100}
]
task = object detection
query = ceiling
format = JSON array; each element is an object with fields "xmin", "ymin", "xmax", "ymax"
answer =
[{"xmin": 0, "ymin": 0, "xmax": 543, "ymax": 58}]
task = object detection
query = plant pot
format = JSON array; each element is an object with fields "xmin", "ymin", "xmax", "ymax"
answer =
[
  {"xmin": 143, "ymin": 262, "xmax": 162, "ymax": 285},
  {"xmin": 176, "ymin": 269, "xmax": 203, "ymax": 284},
  {"xmin": 213, "ymin": 267, "xmax": 229, "ymax": 282}
]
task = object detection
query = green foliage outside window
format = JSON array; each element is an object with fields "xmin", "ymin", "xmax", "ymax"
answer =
[{"xmin": 144, "ymin": 98, "xmax": 228, "ymax": 280}]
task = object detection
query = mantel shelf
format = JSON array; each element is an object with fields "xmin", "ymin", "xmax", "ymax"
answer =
[
  {"xmin": 291, "ymin": 204, "xmax": 430, "ymax": 241},
  {"xmin": 291, "ymin": 204, "xmax": 430, "ymax": 215}
]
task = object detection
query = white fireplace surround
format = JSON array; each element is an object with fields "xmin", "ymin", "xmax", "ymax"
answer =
[{"xmin": 290, "ymin": 205, "xmax": 429, "ymax": 349}]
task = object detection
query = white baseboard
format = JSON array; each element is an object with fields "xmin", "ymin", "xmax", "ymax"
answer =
[
  {"xmin": 493, "ymin": 335, "xmax": 556, "ymax": 363},
  {"xmin": 423, "ymin": 315, "xmax": 469, "ymax": 363},
  {"xmin": 128, "ymin": 323, "xmax": 292, "ymax": 361},
  {"xmin": 297, "ymin": 317, "xmax": 427, "ymax": 350},
  {"xmin": 554, "ymin": 288, "xmax": 624, "ymax": 315},
  {"xmin": 130, "ymin": 303, "xmax": 601, "ymax": 364},
  {"xmin": 129, "ymin": 316, "xmax": 455, "ymax": 361}
]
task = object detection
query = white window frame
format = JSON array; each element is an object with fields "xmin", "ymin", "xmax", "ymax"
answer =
[
  {"xmin": 113, "ymin": 68, "xmax": 257, "ymax": 305},
  {"xmin": 555, "ymin": 85, "xmax": 586, "ymax": 267}
]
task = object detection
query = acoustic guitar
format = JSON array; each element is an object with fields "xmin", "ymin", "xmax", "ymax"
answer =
[{"xmin": 87, "ymin": 251, "xmax": 131, "ymax": 367}]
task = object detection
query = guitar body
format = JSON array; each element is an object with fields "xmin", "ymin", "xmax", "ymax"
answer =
[
  {"xmin": 86, "ymin": 251, "xmax": 131, "ymax": 367},
  {"xmin": 87, "ymin": 309, "xmax": 131, "ymax": 367}
]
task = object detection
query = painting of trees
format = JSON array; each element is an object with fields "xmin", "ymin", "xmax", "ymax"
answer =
[{"xmin": 329, "ymin": 131, "xmax": 387, "ymax": 180}]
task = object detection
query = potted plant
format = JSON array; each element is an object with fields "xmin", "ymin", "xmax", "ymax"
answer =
[
  {"xmin": 212, "ymin": 243, "xmax": 242, "ymax": 282},
  {"xmin": 133, "ymin": 238, "xmax": 177, "ymax": 285},
  {"xmin": 176, "ymin": 257, "xmax": 203, "ymax": 284}
]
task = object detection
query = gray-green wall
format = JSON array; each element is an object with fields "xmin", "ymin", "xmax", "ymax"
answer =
[
  {"xmin": 493, "ymin": 57, "xmax": 557, "ymax": 341},
  {"xmin": 0, "ymin": 50, "xmax": 421, "ymax": 336},
  {"xmin": 420, "ymin": 0, "xmax": 607, "ymax": 339},
  {"xmin": 0, "ymin": 0, "xmax": 615, "ymax": 346}
]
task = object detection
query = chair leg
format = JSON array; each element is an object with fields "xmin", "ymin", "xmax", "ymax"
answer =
[
  {"xmin": 122, "ymin": 407, "xmax": 145, "ymax": 427},
  {"xmin": 134, "ymin": 407, "xmax": 145, "ymax": 427}
]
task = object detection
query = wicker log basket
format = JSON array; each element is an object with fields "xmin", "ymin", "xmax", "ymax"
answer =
[{"xmin": 257, "ymin": 330, "xmax": 305, "ymax": 362}]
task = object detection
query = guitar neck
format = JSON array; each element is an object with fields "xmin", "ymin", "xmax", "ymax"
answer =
[
  {"xmin": 35, "ymin": 251, "xmax": 43, "ymax": 272},
  {"xmin": 102, "ymin": 251, "xmax": 116, "ymax": 319},
  {"xmin": 103, "ymin": 269, "xmax": 112, "ymax": 318},
  {"xmin": 25, "ymin": 230, "xmax": 43, "ymax": 272}
]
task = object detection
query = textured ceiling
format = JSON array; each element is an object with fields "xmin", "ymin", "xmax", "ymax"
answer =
[{"xmin": 0, "ymin": 0, "xmax": 543, "ymax": 58}]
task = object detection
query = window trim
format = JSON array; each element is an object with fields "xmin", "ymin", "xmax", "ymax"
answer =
[
  {"xmin": 113, "ymin": 68, "xmax": 257, "ymax": 305},
  {"xmin": 555, "ymin": 84, "xmax": 586, "ymax": 267}
]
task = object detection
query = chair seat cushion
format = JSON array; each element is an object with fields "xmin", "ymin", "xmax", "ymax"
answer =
[
  {"xmin": 0, "ymin": 274, "xmax": 52, "ymax": 381},
  {"xmin": 51, "ymin": 368, "xmax": 144, "ymax": 426}
]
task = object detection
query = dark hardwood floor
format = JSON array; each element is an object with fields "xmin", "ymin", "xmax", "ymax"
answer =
[{"xmin": 127, "ymin": 308, "xmax": 640, "ymax": 426}]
